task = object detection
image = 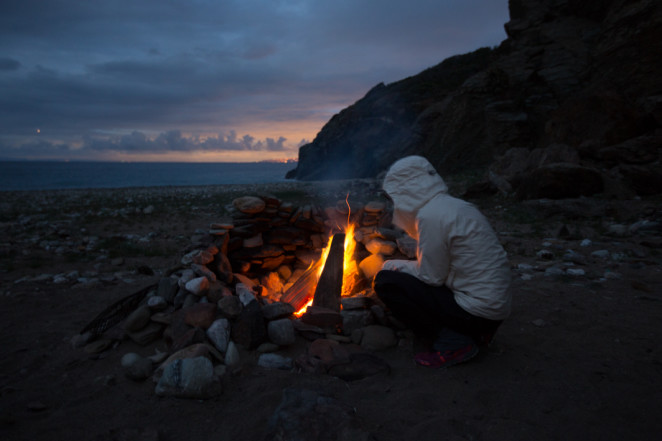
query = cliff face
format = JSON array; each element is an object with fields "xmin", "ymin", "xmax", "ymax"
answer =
[{"xmin": 287, "ymin": 0, "xmax": 662, "ymax": 199}]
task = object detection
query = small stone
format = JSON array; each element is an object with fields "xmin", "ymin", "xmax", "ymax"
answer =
[
  {"xmin": 236, "ymin": 283, "xmax": 257, "ymax": 306},
  {"xmin": 262, "ymin": 302, "xmax": 295, "ymax": 320},
  {"xmin": 127, "ymin": 322, "xmax": 164, "ymax": 345},
  {"xmin": 185, "ymin": 276, "xmax": 210, "ymax": 296},
  {"xmin": 125, "ymin": 357, "xmax": 153, "ymax": 381},
  {"xmin": 123, "ymin": 305, "xmax": 153, "ymax": 332},
  {"xmin": 233, "ymin": 196, "xmax": 266, "ymax": 214},
  {"xmin": 580, "ymin": 239, "xmax": 592, "ymax": 247},
  {"xmin": 191, "ymin": 263, "xmax": 217, "ymax": 283},
  {"xmin": 365, "ymin": 238, "xmax": 397, "ymax": 255},
  {"xmin": 591, "ymin": 250, "xmax": 610, "ymax": 259},
  {"xmin": 532, "ymin": 319, "xmax": 546, "ymax": 327},
  {"xmin": 341, "ymin": 310, "xmax": 375, "ymax": 336},
  {"xmin": 364, "ymin": 201, "xmax": 386, "ymax": 213},
  {"xmin": 206, "ymin": 318, "xmax": 231, "ymax": 353},
  {"xmin": 147, "ymin": 296, "xmax": 168, "ymax": 310},
  {"xmin": 359, "ymin": 325, "xmax": 397, "ymax": 351},
  {"xmin": 359, "ymin": 254, "xmax": 384, "ymax": 280},
  {"xmin": 183, "ymin": 303, "xmax": 217, "ymax": 329},
  {"xmin": 256, "ymin": 342, "xmax": 280, "ymax": 353},
  {"xmin": 155, "ymin": 357, "xmax": 222, "ymax": 399},
  {"xmin": 396, "ymin": 236, "xmax": 417, "ymax": 258},
  {"xmin": 218, "ymin": 296, "xmax": 242, "ymax": 319},
  {"xmin": 566, "ymin": 268, "xmax": 585, "ymax": 276},
  {"xmin": 257, "ymin": 353, "xmax": 293, "ymax": 370},
  {"xmin": 544, "ymin": 267, "xmax": 565, "ymax": 276},
  {"xmin": 224, "ymin": 341, "xmax": 241, "ymax": 371},
  {"xmin": 121, "ymin": 352, "xmax": 142, "ymax": 368},
  {"xmin": 268, "ymin": 318, "xmax": 296, "ymax": 346}
]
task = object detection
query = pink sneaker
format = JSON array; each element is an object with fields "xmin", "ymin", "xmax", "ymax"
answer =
[{"xmin": 414, "ymin": 344, "xmax": 479, "ymax": 368}]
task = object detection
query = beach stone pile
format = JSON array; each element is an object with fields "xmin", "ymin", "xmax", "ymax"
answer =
[{"xmin": 75, "ymin": 193, "xmax": 413, "ymax": 399}]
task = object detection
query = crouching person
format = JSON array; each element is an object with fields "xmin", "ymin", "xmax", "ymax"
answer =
[{"xmin": 374, "ymin": 156, "xmax": 511, "ymax": 368}]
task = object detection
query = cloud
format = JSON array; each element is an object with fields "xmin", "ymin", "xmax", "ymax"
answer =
[
  {"xmin": 0, "ymin": 0, "xmax": 510, "ymax": 160},
  {"xmin": 0, "ymin": 57, "xmax": 20, "ymax": 71}
]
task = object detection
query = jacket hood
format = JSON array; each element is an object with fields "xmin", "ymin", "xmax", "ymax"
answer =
[{"xmin": 382, "ymin": 155, "xmax": 448, "ymax": 236}]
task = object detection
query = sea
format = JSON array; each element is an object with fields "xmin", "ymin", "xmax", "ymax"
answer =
[{"xmin": 0, "ymin": 161, "xmax": 296, "ymax": 191}]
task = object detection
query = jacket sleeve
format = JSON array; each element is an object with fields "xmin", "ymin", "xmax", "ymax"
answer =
[{"xmin": 381, "ymin": 214, "xmax": 450, "ymax": 286}]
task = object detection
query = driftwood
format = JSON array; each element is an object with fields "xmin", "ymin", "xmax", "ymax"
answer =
[
  {"xmin": 281, "ymin": 264, "xmax": 318, "ymax": 312},
  {"xmin": 312, "ymin": 233, "xmax": 345, "ymax": 312},
  {"xmin": 80, "ymin": 283, "xmax": 156, "ymax": 338}
]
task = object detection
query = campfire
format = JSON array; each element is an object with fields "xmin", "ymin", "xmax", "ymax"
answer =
[
  {"xmin": 77, "ymin": 190, "xmax": 413, "ymax": 397},
  {"xmin": 283, "ymin": 198, "xmax": 363, "ymax": 320}
]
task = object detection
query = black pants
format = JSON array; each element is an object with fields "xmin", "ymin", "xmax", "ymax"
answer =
[{"xmin": 373, "ymin": 270, "xmax": 502, "ymax": 345}]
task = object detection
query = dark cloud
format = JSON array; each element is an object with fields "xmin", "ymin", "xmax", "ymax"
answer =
[
  {"xmin": 0, "ymin": 57, "xmax": 20, "ymax": 71},
  {"xmin": 0, "ymin": 0, "xmax": 509, "ymax": 160}
]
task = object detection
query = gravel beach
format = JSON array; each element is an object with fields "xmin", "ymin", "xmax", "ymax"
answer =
[{"xmin": 1, "ymin": 182, "xmax": 661, "ymax": 441}]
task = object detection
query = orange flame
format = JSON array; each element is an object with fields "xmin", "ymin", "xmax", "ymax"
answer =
[{"xmin": 292, "ymin": 194, "xmax": 361, "ymax": 316}]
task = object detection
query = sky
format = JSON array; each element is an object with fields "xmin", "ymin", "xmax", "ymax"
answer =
[{"xmin": 0, "ymin": 0, "xmax": 510, "ymax": 162}]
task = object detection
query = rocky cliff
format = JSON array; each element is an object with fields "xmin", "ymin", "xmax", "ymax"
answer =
[{"xmin": 287, "ymin": 0, "xmax": 662, "ymax": 199}]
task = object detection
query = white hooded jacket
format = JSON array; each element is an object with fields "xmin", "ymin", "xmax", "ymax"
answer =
[{"xmin": 381, "ymin": 156, "xmax": 512, "ymax": 320}]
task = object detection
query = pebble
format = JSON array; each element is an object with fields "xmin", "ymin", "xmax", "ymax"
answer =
[
  {"xmin": 155, "ymin": 357, "xmax": 222, "ymax": 399},
  {"xmin": 206, "ymin": 318, "xmax": 231, "ymax": 353},
  {"xmin": 233, "ymin": 196, "xmax": 266, "ymax": 214},
  {"xmin": 257, "ymin": 353, "xmax": 293, "ymax": 370},
  {"xmin": 123, "ymin": 305, "xmax": 152, "ymax": 332},
  {"xmin": 267, "ymin": 318, "xmax": 296, "ymax": 346},
  {"xmin": 358, "ymin": 325, "xmax": 397, "ymax": 351},
  {"xmin": 566, "ymin": 268, "xmax": 585, "ymax": 276},
  {"xmin": 185, "ymin": 276, "xmax": 210, "ymax": 296}
]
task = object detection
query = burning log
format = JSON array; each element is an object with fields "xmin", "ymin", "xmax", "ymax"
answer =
[
  {"xmin": 280, "ymin": 264, "xmax": 318, "ymax": 312},
  {"xmin": 312, "ymin": 233, "xmax": 345, "ymax": 312}
]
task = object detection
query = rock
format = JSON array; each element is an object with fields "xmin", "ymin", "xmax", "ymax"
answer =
[
  {"xmin": 358, "ymin": 254, "xmax": 384, "ymax": 280},
  {"xmin": 267, "ymin": 318, "xmax": 296, "ymax": 346},
  {"xmin": 396, "ymin": 236, "xmax": 417, "ymax": 258},
  {"xmin": 365, "ymin": 238, "xmax": 397, "ymax": 255},
  {"xmin": 591, "ymin": 250, "xmax": 610, "ymax": 259},
  {"xmin": 206, "ymin": 318, "xmax": 230, "ymax": 353},
  {"xmin": 183, "ymin": 303, "xmax": 217, "ymax": 329},
  {"xmin": 123, "ymin": 305, "xmax": 152, "ymax": 332},
  {"xmin": 147, "ymin": 295, "xmax": 168, "ymax": 311},
  {"xmin": 300, "ymin": 306, "xmax": 343, "ymax": 330},
  {"xmin": 566, "ymin": 268, "xmax": 585, "ymax": 276},
  {"xmin": 235, "ymin": 283, "xmax": 256, "ymax": 306},
  {"xmin": 158, "ymin": 277, "xmax": 180, "ymax": 303},
  {"xmin": 341, "ymin": 310, "xmax": 375, "ymax": 336},
  {"xmin": 121, "ymin": 352, "xmax": 142, "ymax": 368},
  {"xmin": 127, "ymin": 322, "xmax": 165, "ymax": 346},
  {"xmin": 224, "ymin": 341, "xmax": 240, "ymax": 371},
  {"xmin": 155, "ymin": 357, "xmax": 222, "ymax": 399},
  {"xmin": 341, "ymin": 296, "xmax": 371, "ymax": 310},
  {"xmin": 327, "ymin": 352, "xmax": 391, "ymax": 382},
  {"xmin": 364, "ymin": 201, "xmax": 386, "ymax": 213},
  {"xmin": 257, "ymin": 353, "xmax": 293, "ymax": 370},
  {"xmin": 191, "ymin": 263, "xmax": 217, "ymax": 282},
  {"xmin": 124, "ymin": 356, "xmax": 153, "ymax": 381},
  {"xmin": 154, "ymin": 343, "xmax": 211, "ymax": 380},
  {"xmin": 262, "ymin": 302, "xmax": 295, "ymax": 320},
  {"xmin": 358, "ymin": 325, "xmax": 397, "ymax": 351},
  {"xmin": 217, "ymin": 295, "xmax": 243, "ymax": 319},
  {"xmin": 185, "ymin": 276, "xmax": 210, "ymax": 296},
  {"xmin": 231, "ymin": 300, "xmax": 266, "ymax": 349},
  {"xmin": 233, "ymin": 196, "xmax": 266, "ymax": 214},
  {"xmin": 264, "ymin": 388, "xmax": 372, "ymax": 441}
]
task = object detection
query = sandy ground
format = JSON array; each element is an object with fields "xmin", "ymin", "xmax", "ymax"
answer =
[{"xmin": 0, "ymin": 183, "xmax": 661, "ymax": 441}]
